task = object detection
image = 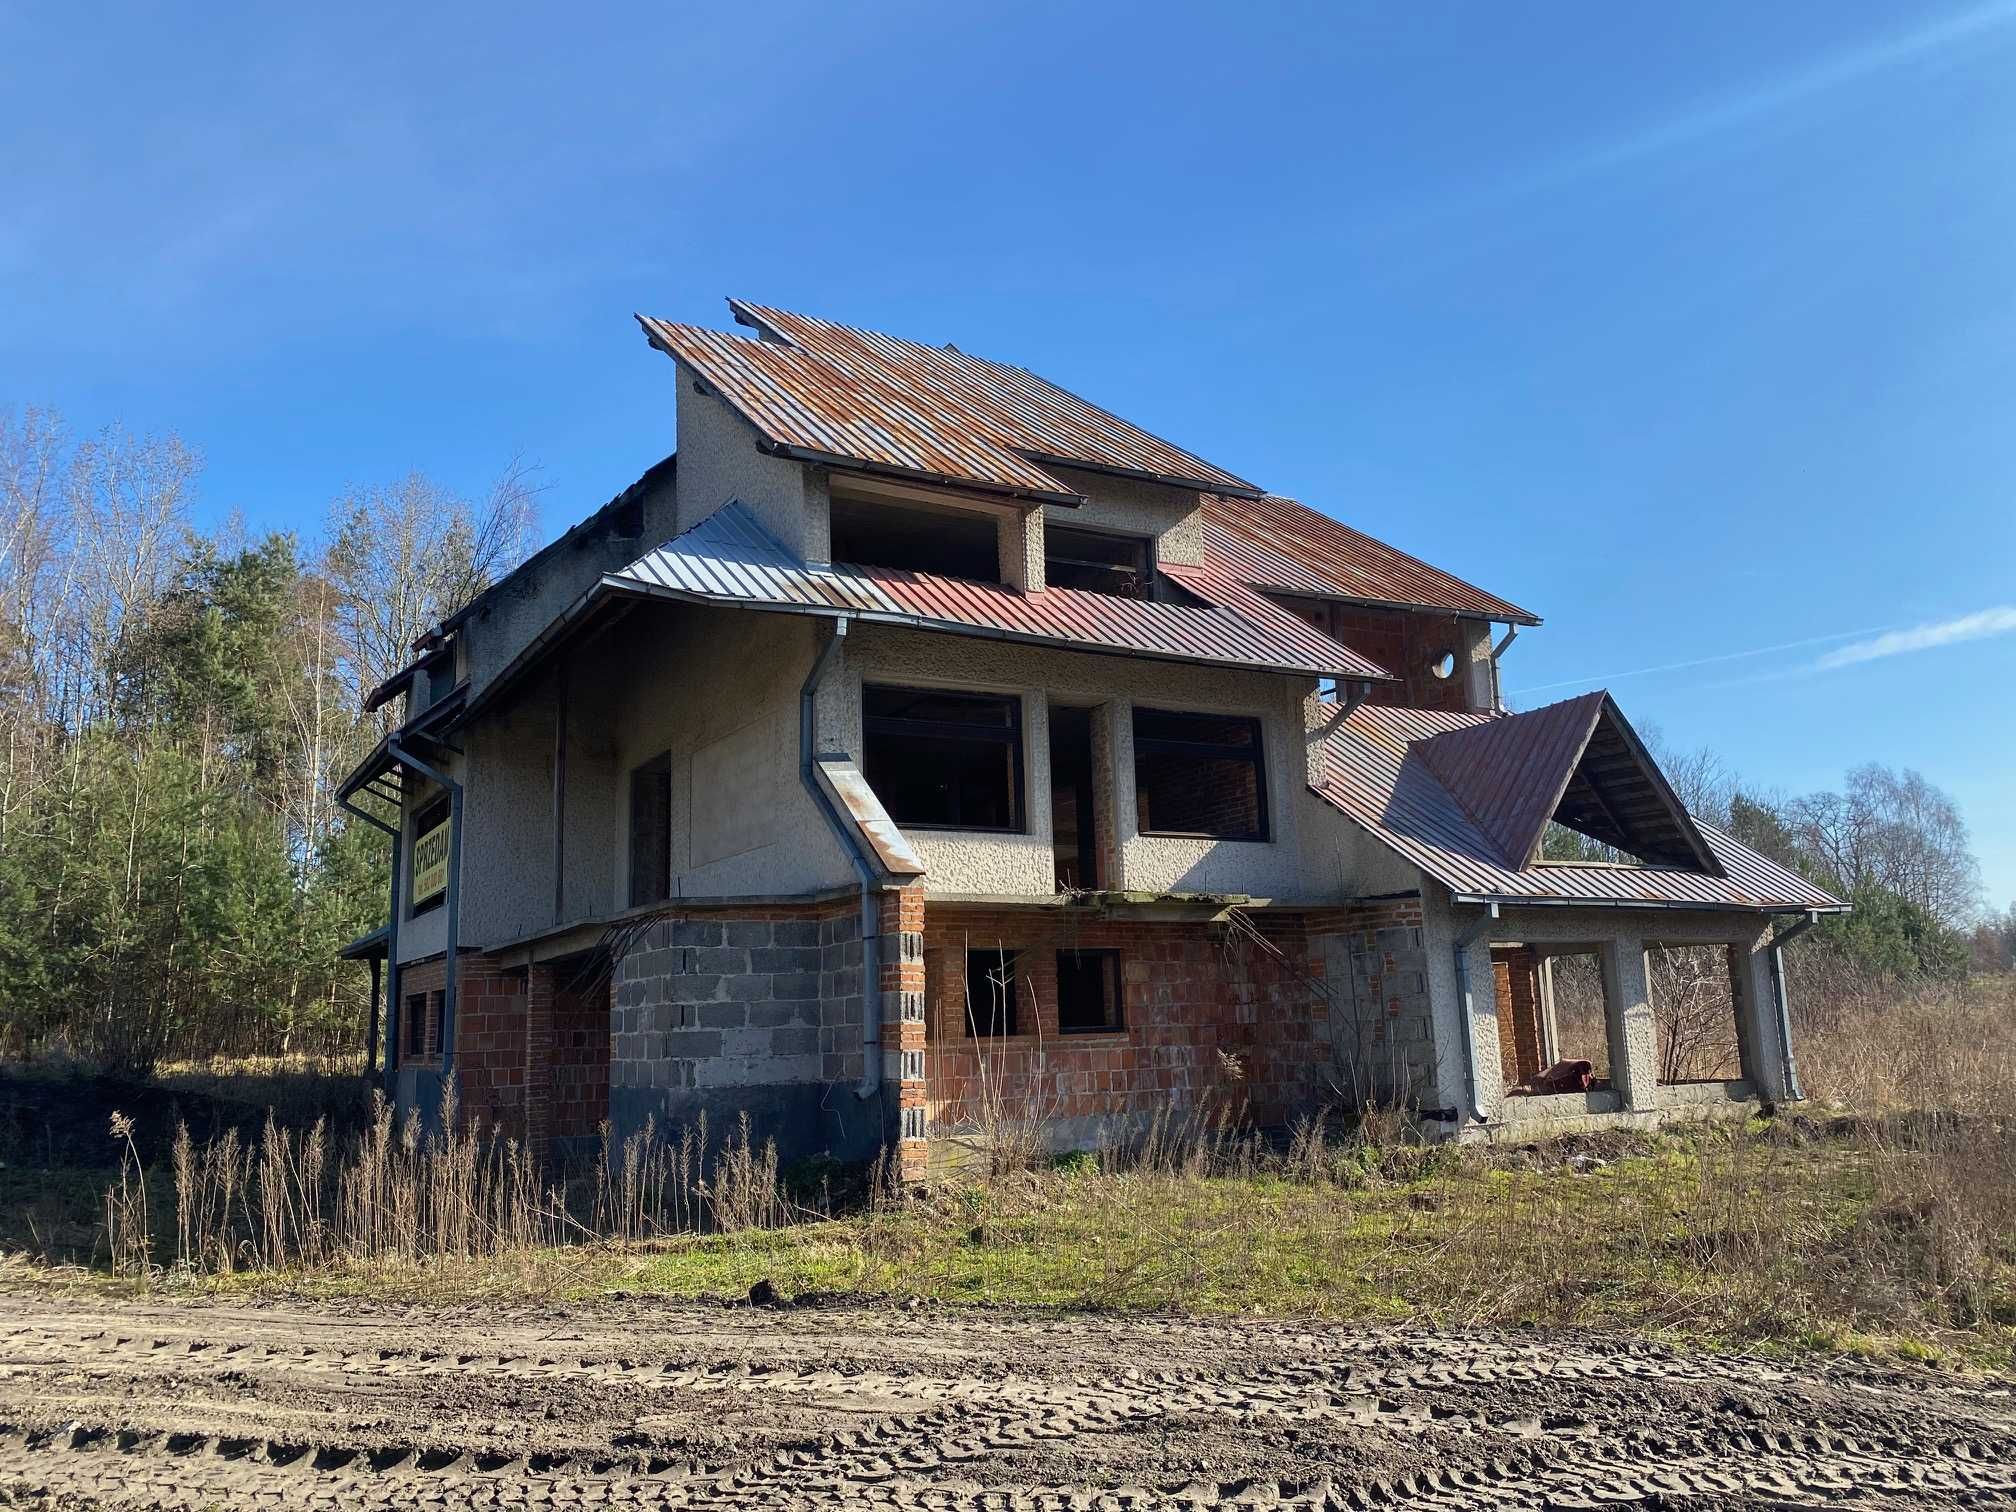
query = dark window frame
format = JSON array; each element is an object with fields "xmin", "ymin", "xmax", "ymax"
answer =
[
  {"xmin": 963, "ymin": 949, "xmax": 1022, "ymax": 1038},
  {"xmin": 863, "ymin": 684, "xmax": 1026, "ymax": 834},
  {"xmin": 1131, "ymin": 707, "xmax": 1271, "ymax": 842},
  {"xmin": 628, "ymin": 752, "xmax": 673, "ymax": 908},
  {"xmin": 1056, "ymin": 948, "xmax": 1124, "ymax": 1035}
]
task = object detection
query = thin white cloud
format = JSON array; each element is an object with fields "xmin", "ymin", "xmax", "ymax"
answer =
[
  {"xmin": 1507, "ymin": 625, "xmax": 1891, "ymax": 697},
  {"xmin": 1815, "ymin": 607, "xmax": 2016, "ymax": 670}
]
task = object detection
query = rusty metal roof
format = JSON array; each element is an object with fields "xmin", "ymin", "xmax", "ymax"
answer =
[
  {"xmin": 1314, "ymin": 701, "xmax": 1845, "ymax": 913},
  {"xmin": 608, "ymin": 502, "xmax": 1391, "ymax": 682},
  {"xmin": 637, "ymin": 301, "xmax": 1262, "ymax": 504},
  {"xmin": 1202, "ymin": 494, "xmax": 1541, "ymax": 625}
]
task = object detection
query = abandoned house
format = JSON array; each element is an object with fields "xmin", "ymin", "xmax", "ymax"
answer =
[{"xmin": 336, "ymin": 298, "xmax": 1847, "ymax": 1175}]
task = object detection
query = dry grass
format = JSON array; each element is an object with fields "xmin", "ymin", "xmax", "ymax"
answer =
[{"xmin": 1797, "ymin": 972, "xmax": 2015, "ymax": 1115}]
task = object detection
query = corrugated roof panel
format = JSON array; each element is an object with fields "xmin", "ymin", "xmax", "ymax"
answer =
[
  {"xmin": 1201, "ymin": 494, "xmax": 1541, "ymax": 625},
  {"xmin": 1417, "ymin": 692, "xmax": 1606, "ymax": 867},
  {"xmin": 612, "ymin": 503, "xmax": 1393, "ymax": 683},
  {"xmin": 1314, "ymin": 703, "xmax": 1845, "ymax": 913}
]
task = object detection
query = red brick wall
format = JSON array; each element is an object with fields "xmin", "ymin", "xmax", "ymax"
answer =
[
  {"xmin": 1492, "ymin": 945, "xmax": 1544, "ymax": 1085},
  {"xmin": 550, "ymin": 977, "xmax": 610, "ymax": 1141},
  {"xmin": 397, "ymin": 953, "xmax": 529, "ymax": 1139},
  {"xmin": 923, "ymin": 905, "xmax": 1357, "ymax": 1134},
  {"xmin": 1274, "ymin": 596, "xmax": 1475, "ymax": 712}
]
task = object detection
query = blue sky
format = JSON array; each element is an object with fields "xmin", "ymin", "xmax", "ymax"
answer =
[{"xmin": 4, "ymin": 1, "xmax": 2013, "ymax": 909}]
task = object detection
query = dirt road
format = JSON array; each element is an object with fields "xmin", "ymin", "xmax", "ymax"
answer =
[{"xmin": 0, "ymin": 1291, "xmax": 2010, "ymax": 1509}]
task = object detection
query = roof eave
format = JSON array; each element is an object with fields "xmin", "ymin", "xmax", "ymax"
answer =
[{"xmin": 1447, "ymin": 891, "xmax": 1852, "ymax": 916}]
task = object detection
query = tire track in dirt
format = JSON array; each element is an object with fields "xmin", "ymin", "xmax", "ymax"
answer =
[{"xmin": 1, "ymin": 1297, "xmax": 2009, "ymax": 1509}]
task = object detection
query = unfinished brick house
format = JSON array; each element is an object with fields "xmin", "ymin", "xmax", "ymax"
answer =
[{"xmin": 336, "ymin": 299, "xmax": 1846, "ymax": 1174}]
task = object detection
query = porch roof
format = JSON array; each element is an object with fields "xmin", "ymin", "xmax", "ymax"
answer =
[{"xmin": 1313, "ymin": 701, "xmax": 1848, "ymax": 914}]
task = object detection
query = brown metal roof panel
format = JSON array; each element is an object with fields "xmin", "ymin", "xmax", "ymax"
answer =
[{"xmin": 1202, "ymin": 494, "xmax": 1541, "ymax": 625}]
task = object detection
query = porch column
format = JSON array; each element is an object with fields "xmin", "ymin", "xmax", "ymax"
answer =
[
  {"xmin": 1729, "ymin": 929, "xmax": 1786, "ymax": 1098},
  {"xmin": 1599, "ymin": 936, "xmax": 1657, "ymax": 1111}
]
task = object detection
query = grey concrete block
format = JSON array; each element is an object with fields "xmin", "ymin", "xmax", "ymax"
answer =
[
  {"xmin": 696, "ymin": 1003, "xmax": 748, "ymax": 1030},
  {"xmin": 723, "ymin": 922, "xmax": 773, "ymax": 948},
  {"xmin": 771, "ymin": 970, "xmax": 822, "ymax": 1001},
  {"xmin": 673, "ymin": 921, "xmax": 723, "ymax": 948},
  {"xmin": 663, "ymin": 1029, "xmax": 722, "ymax": 1059},
  {"xmin": 694, "ymin": 946, "xmax": 749, "ymax": 975},
  {"xmin": 772, "ymin": 1025, "xmax": 819, "ymax": 1057},
  {"xmin": 773, "ymin": 921, "xmax": 819, "ymax": 947},
  {"xmin": 670, "ymin": 973, "xmax": 723, "ymax": 1004},
  {"xmin": 745, "ymin": 1002, "xmax": 799, "ymax": 1029},
  {"xmin": 752, "ymin": 945, "xmax": 822, "ymax": 973}
]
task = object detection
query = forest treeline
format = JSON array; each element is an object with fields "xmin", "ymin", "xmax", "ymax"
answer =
[
  {"xmin": 0, "ymin": 407, "xmax": 539, "ymax": 1070},
  {"xmin": 1, "ymin": 403, "xmax": 2009, "ymax": 1074}
]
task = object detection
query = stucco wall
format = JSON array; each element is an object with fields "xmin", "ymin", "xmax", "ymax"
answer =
[
  {"xmin": 828, "ymin": 622, "xmax": 1322, "ymax": 901},
  {"xmin": 1042, "ymin": 466, "xmax": 1206, "ymax": 568},
  {"xmin": 672, "ymin": 371, "xmax": 826, "ymax": 559}
]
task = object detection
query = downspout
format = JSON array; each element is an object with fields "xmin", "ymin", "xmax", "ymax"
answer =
[
  {"xmin": 1767, "ymin": 909, "xmax": 1821, "ymax": 1102},
  {"xmin": 798, "ymin": 618, "xmax": 885, "ymax": 1102},
  {"xmin": 336, "ymin": 791, "xmax": 401, "ymax": 1092},
  {"xmin": 1450, "ymin": 902, "xmax": 1500, "ymax": 1124},
  {"xmin": 389, "ymin": 739, "xmax": 463, "ymax": 1072},
  {"xmin": 1489, "ymin": 625, "xmax": 1520, "ymax": 712}
]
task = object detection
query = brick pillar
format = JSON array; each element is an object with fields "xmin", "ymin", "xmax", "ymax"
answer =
[
  {"xmin": 880, "ymin": 884, "xmax": 928, "ymax": 1181},
  {"xmin": 525, "ymin": 962, "xmax": 555, "ymax": 1166}
]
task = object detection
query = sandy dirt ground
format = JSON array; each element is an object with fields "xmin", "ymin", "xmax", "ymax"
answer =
[{"xmin": 0, "ymin": 1290, "xmax": 2011, "ymax": 1509}]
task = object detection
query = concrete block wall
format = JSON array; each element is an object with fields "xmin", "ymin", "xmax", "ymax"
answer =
[{"xmin": 1314, "ymin": 896, "xmax": 1437, "ymax": 1110}]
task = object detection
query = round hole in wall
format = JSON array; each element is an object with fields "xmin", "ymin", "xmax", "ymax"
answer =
[{"xmin": 1430, "ymin": 650, "xmax": 1458, "ymax": 680}]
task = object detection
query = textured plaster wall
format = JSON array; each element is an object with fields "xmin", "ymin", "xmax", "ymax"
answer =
[
  {"xmin": 1416, "ymin": 891, "xmax": 1783, "ymax": 1136},
  {"xmin": 1041, "ymin": 466, "xmax": 1206, "ymax": 567},
  {"xmin": 829, "ymin": 623, "xmax": 1321, "ymax": 900},
  {"xmin": 672, "ymin": 371, "xmax": 826, "ymax": 559}
]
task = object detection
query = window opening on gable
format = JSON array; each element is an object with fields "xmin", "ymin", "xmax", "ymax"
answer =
[
  {"xmin": 830, "ymin": 494, "xmax": 1000, "ymax": 582},
  {"xmin": 1044, "ymin": 524, "xmax": 1152, "ymax": 599},
  {"xmin": 1056, "ymin": 948, "xmax": 1123, "ymax": 1034},
  {"xmin": 863, "ymin": 686, "xmax": 1023, "ymax": 832},
  {"xmin": 1132, "ymin": 707, "xmax": 1268, "ymax": 841},
  {"xmin": 1539, "ymin": 821, "xmax": 1652, "ymax": 867},
  {"xmin": 1429, "ymin": 649, "xmax": 1457, "ymax": 680},
  {"xmin": 964, "ymin": 949, "xmax": 1021, "ymax": 1037},
  {"xmin": 1497, "ymin": 945, "xmax": 1612, "ymax": 1097},
  {"xmin": 628, "ymin": 752, "xmax": 672, "ymax": 908},
  {"xmin": 1648, "ymin": 942, "xmax": 1746, "ymax": 1085}
]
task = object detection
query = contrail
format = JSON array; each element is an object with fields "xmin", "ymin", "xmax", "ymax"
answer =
[
  {"xmin": 1815, "ymin": 607, "xmax": 2016, "ymax": 670},
  {"xmin": 1506, "ymin": 626, "xmax": 1891, "ymax": 697}
]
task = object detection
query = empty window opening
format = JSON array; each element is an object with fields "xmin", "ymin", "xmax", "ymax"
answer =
[
  {"xmin": 1057, "ymin": 949, "xmax": 1123, "ymax": 1034},
  {"xmin": 628, "ymin": 752, "xmax": 672, "ymax": 907},
  {"xmin": 1498, "ymin": 946, "xmax": 1611, "ymax": 1096},
  {"xmin": 830, "ymin": 494, "xmax": 1000, "ymax": 582},
  {"xmin": 403, "ymin": 991, "xmax": 443, "ymax": 1060},
  {"xmin": 964, "ymin": 949, "xmax": 1021, "ymax": 1037},
  {"xmin": 1133, "ymin": 708, "xmax": 1267, "ymax": 840},
  {"xmin": 1648, "ymin": 942, "xmax": 1746, "ymax": 1084},
  {"xmin": 1534, "ymin": 711, "xmax": 1714, "ymax": 872},
  {"xmin": 1049, "ymin": 703, "xmax": 1099, "ymax": 890},
  {"xmin": 1539, "ymin": 821, "xmax": 1653, "ymax": 867},
  {"xmin": 1045, "ymin": 524, "xmax": 1152, "ymax": 598},
  {"xmin": 863, "ymin": 686, "xmax": 1023, "ymax": 831},
  {"xmin": 1429, "ymin": 649, "xmax": 1458, "ymax": 680}
]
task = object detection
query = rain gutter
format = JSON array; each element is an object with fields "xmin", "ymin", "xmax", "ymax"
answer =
[
  {"xmin": 335, "ymin": 787, "xmax": 403, "ymax": 1091},
  {"xmin": 1450, "ymin": 901, "xmax": 1500, "ymax": 1125},
  {"xmin": 799, "ymin": 617, "xmax": 885, "ymax": 1104}
]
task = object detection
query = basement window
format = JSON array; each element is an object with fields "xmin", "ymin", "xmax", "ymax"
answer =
[
  {"xmin": 1056, "ymin": 949, "xmax": 1123, "ymax": 1034},
  {"xmin": 830, "ymin": 494, "xmax": 1000, "ymax": 582},
  {"xmin": 965, "ymin": 949, "xmax": 1021, "ymax": 1037},
  {"xmin": 628, "ymin": 752, "xmax": 672, "ymax": 907},
  {"xmin": 863, "ymin": 686, "xmax": 1023, "ymax": 831},
  {"xmin": 1132, "ymin": 708, "xmax": 1268, "ymax": 840},
  {"xmin": 1044, "ymin": 524, "xmax": 1152, "ymax": 599}
]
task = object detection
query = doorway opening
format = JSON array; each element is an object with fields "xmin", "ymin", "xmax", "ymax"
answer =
[{"xmin": 1049, "ymin": 704, "xmax": 1099, "ymax": 891}]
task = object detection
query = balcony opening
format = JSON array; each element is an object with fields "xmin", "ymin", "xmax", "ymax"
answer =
[
  {"xmin": 1049, "ymin": 703, "xmax": 1099, "ymax": 891},
  {"xmin": 863, "ymin": 686, "xmax": 1023, "ymax": 832},
  {"xmin": 1132, "ymin": 707, "xmax": 1268, "ymax": 841},
  {"xmin": 627, "ymin": 752, "xmax": 672, "ymax": 907},
  {"xmin": 830, "ymin": 494, "xmax": 1000, "ymax": 583},
  {"xmin": 1044, "ymin": 523, "xmax": 1153, "ymax": 599}
]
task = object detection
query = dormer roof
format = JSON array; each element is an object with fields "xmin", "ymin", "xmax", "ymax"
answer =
[{"xmin": 637, "ymin": 300, "xmax": 1262, "ymax": 505}]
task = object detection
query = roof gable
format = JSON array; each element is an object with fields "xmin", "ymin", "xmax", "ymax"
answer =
[{"xmin": 1415, "ymin": 693, "xmax": 1720, "ymax": 873}]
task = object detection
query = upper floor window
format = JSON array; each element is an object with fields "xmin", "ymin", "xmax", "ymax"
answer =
[
  {"xmin": 628, "ymin": 752, "xmax": 672, "ymax": 907},
  {"xmin": 1132, "ymin": 708, "xmax": 1269, "ymax": 841},
  {"xmin": 863, "ymin": 685, "xmax": 1023, "ymax": 832},
  {"xmin": 1044, "ymin": 524, "xmax": 1152, "ymax": 599},
  {"xmin": 831, "ymin": 494, "xmax": 999, "ymax": 582}
]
